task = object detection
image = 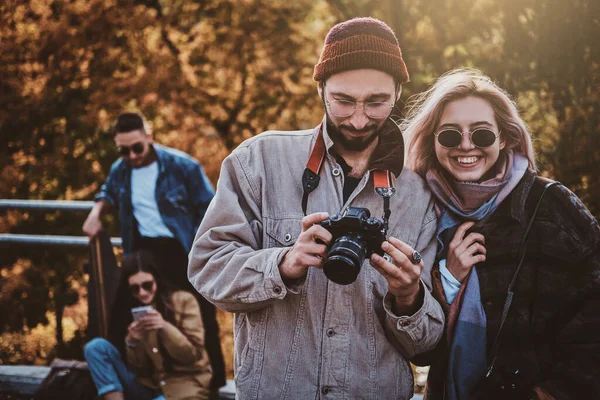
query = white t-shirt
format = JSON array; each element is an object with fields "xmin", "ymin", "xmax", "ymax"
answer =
[{"xmin": 130, "ymin": 162, "xmax": 174, "ymax": 238}]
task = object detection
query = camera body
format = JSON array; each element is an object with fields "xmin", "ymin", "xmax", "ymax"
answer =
[{"xmin": 319, "ymin": 207, "xmax": 387, "ymax": 285}]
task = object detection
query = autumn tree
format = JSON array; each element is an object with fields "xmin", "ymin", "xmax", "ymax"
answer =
[{"xmin": 0, "ymin": 0, "xmax": 597, "ymax": 365}]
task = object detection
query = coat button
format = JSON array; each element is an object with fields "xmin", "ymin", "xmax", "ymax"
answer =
[
  {"xmin": 273, "ymin": 286, "xmax": 282, "ymax": 294},
  {"xmin": 326, "ymin": 328, "xmax": 335, "ymax": 337},
  {"xmin": 284, "ymin": 233, "xmax": 292, "ymax": 242},
  {"xmin": 160, "ymin": 380, "xmax": 166, "ymax": 386},
  {"xmin": 321, "ymin": 386, "xmax": 330, "ymax": 394},
  {"xmin": 332, "ymin": 168, "xmax": 341, "ymax": 177},
  {"xmin": 152, "ymin": 347, "xmax": 159, "ymax": 353}
]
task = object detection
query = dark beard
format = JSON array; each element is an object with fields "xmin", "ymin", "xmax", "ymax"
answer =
[{"xmin": 325, "ymin": 114, "xmax": 383, "ymax": 152}]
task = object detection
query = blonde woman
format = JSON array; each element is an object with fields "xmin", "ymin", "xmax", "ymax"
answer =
[{"xmin": 404, "ymin": 69, "xmax": 600, "ymax": 399}]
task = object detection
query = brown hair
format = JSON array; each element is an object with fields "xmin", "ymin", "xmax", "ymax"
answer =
[
  {"xmin": 402, "ymin": 68, "xmax": 536, "ymax": 178},
  {"xmin": 107, "ymin": 250, "xmax": 175, "ymax": 358},
  {"xmin": 113, "ymin": 111, "xmax": 151, "ymax": 136}
]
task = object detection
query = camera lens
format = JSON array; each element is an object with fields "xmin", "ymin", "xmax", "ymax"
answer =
[{"xmin": 323, "ymin": 233, "xmax": 366, "ymax": 285}]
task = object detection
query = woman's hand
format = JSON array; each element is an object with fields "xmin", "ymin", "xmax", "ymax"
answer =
[
  {"xmin": 138, "ymin": 309, "xmax": 166, "ymax": 330},
  {"xmin": 126, "ymin": 320, "xmax": 145, "ymax": 343},
  {"xmin": 446, "ymin": 221, "xmax": 487, "ymax": 282}
]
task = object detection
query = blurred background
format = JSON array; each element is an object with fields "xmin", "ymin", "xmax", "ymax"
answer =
[{"xmin": 0, "ymin": 0, "xmax": 598, "ymax": 381}]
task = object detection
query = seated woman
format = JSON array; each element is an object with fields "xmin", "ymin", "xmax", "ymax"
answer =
[
  {"xmin": 403, "ymin": 68, "xmax": 600, "ymax": 399},
  {"xmin": 84, "ymin": 250, "xmax": 212, "ymax": 400}
]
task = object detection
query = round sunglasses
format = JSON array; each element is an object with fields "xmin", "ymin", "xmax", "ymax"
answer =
[
  {"xmin": 129, "ymin": 280, "xmax": 155, "ymax": 295},
  {"xmin": 117, "ymin": 142, "xmax": 145, "ymax": 156},
  {"xmin": 435, "ymin": 128, "xmax": 500, "ymax": 149}
]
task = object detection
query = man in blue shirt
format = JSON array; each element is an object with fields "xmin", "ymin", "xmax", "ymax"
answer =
[{"xmin": 83, "ymin": 111, "xmax": 226, "ymax": 392}]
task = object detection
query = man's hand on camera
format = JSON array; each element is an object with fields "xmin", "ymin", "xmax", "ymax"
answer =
[
  {"xmin": 370, "ymin": 237, "xmax": 424, "ymax": 315},
  {"xmin": 279, "ymin": 212, "xmax": 332, "ymax": 281}
]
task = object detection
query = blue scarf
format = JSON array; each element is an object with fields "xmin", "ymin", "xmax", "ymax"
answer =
[
  {"xmin": 446, "ymin": 270, "xmax": 487, "ymax": 400},
  {"xmin": 426, "ymin": 151, "xmax": 528, "ymax": 400}
]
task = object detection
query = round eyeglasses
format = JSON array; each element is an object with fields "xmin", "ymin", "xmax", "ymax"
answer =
[
  {"xmin": 435, "ymin": 128, "xmax": 500, "ymax": 148},
  {"xmin": 326, "ymin": 99, "xmax": 394, "ymax": 119}
]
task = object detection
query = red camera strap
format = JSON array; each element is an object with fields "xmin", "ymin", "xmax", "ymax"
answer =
[{"xmin": 301, "ymin": 124, "xmax": 396, "ymax": 226}]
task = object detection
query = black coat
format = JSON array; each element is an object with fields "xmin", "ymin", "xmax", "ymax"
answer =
[{"xmin": 419, "ymin": 170, "xmax": 600, "ymax": 400}]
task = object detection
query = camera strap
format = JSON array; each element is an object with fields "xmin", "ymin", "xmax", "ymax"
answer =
[
  {"xmin": 484, "ymin": 179, "xmax": 559, "ymax": 379},
  {"xmin": 302, "ymin": 124, "xmax": 396, "ymax": 229}
]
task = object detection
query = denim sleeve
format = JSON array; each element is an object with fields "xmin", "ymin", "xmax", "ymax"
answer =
[
  {"xmin": 382, "ymin": 202, "xmax": 445, "ymax": 359},
  {"xmin": 188, "ymin": 150, "xmax": 290, "ymax": 313},
  {"xmin": 94, "ymin": 161, "xmax": 120, "ymax": 207}
]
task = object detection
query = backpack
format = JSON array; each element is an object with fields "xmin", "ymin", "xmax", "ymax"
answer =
[{"xmin": 34, "ymin": 359, "xmax": 97, "ymax": 400}]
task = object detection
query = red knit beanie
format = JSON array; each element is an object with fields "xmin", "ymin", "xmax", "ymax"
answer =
[{"xmin": 313, "ymin": 17, "xmax": 409, "ymax": 84}]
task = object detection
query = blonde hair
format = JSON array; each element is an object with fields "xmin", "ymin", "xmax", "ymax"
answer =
[{"xmin": 402, "ymin": 68, "xmax": 536, "ymax": 178}]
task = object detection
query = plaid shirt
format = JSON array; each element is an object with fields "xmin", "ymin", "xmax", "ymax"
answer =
[{"xmin": 95, "ymin": 144, "xmax": 214, "ymax": 254}]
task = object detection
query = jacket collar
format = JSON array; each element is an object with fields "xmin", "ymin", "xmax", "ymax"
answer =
[
  {"xmin": 320, "ymin": 115, "xmax": 404, "ymax": 177},
  {"xmin": 492, "ymin": 168, "xmax": 536, "ymax": 224},
  {"xmin": 120, "ymin": 143, "xmax": 167, "ymax": 175},
  {"xmin": 152, "ymin": 144, "xmax": 168, "ymax": 175}
]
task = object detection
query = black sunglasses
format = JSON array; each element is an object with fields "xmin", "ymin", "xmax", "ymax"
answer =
[
  {"xmin": 435, "ymin": 128, "xmax": 500, "ymax": 149},
  {"xmin": 129, "ymin": 280, "xmax": 154, "ymax": 295},
  {"xmin": 117, "ymin": 142, "xmax": 145, "ymax": 156}
]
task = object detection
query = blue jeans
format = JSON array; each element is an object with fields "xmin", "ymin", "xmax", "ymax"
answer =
[{"xmin": 84, "ymin": 338, "xmax": 166, "ymax": 400}]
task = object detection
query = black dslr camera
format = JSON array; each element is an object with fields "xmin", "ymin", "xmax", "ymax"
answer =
[{"xmin": 319, "ymin": 207, "xmax": 387, "ymax": 285}]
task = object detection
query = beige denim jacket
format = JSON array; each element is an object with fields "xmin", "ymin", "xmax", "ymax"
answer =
[{"xmin": 189, "ymin": 120, "xmax": 444, "ymax": 400}]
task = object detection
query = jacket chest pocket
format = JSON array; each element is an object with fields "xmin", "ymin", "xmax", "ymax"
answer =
[
  {"xmin": 163, "ymin": 186, "xmax": 189, "ymax": 213},
  {"xmin": 264, "ymin": 217, "xmax": 302, "ymax": 248}
]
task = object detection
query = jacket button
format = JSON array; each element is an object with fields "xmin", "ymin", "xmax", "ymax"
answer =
[
  {"xmin": 326, "ymin": 328, "xmax": 335, "ymax": 337},
  {"xmin": 332, "ymin": 168, "xmax": 341, "ymax": 177},
  {"xmin": 321, "ymin": 386, "xmax": 330, "ymax": 394},
  {"xmin": 160, "ymin": 380, "xmax": 166, "ymax": 386},
  {"xmin": 284, "ymin": 233, "xmax": 292, "ymax": 242},
  {"xmin": 152, "ymin": 347, "xmax": 159, "ymax": 353},
  {"xmin": 273, "ymin": 286, "xmax": 282, "ymax": 294}
]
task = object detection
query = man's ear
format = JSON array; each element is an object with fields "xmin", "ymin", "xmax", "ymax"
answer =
[
  {"xmin": 395, "ymin": 84, "xmax": 402, "ymax": 102},
  {"xmin": 146, "ymin": 131, "xmax": 153, "ymax": 144},
  {"xmin": 317, "ymin": 81, "xmax": 324, "ymax": 98}
]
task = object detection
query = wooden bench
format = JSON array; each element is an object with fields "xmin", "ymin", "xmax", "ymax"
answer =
[
  {"xmin": 0, "ymin": 366, "xmax": 423, "ymax": 399},
  {"xmin": 0, "ymin": 366, "xmax": 236, "ymax": 399}
]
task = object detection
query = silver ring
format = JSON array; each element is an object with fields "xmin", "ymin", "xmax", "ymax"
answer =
[{"xmin": 411, "ymin": 250, "xmax": 422, "ymax": 265}]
